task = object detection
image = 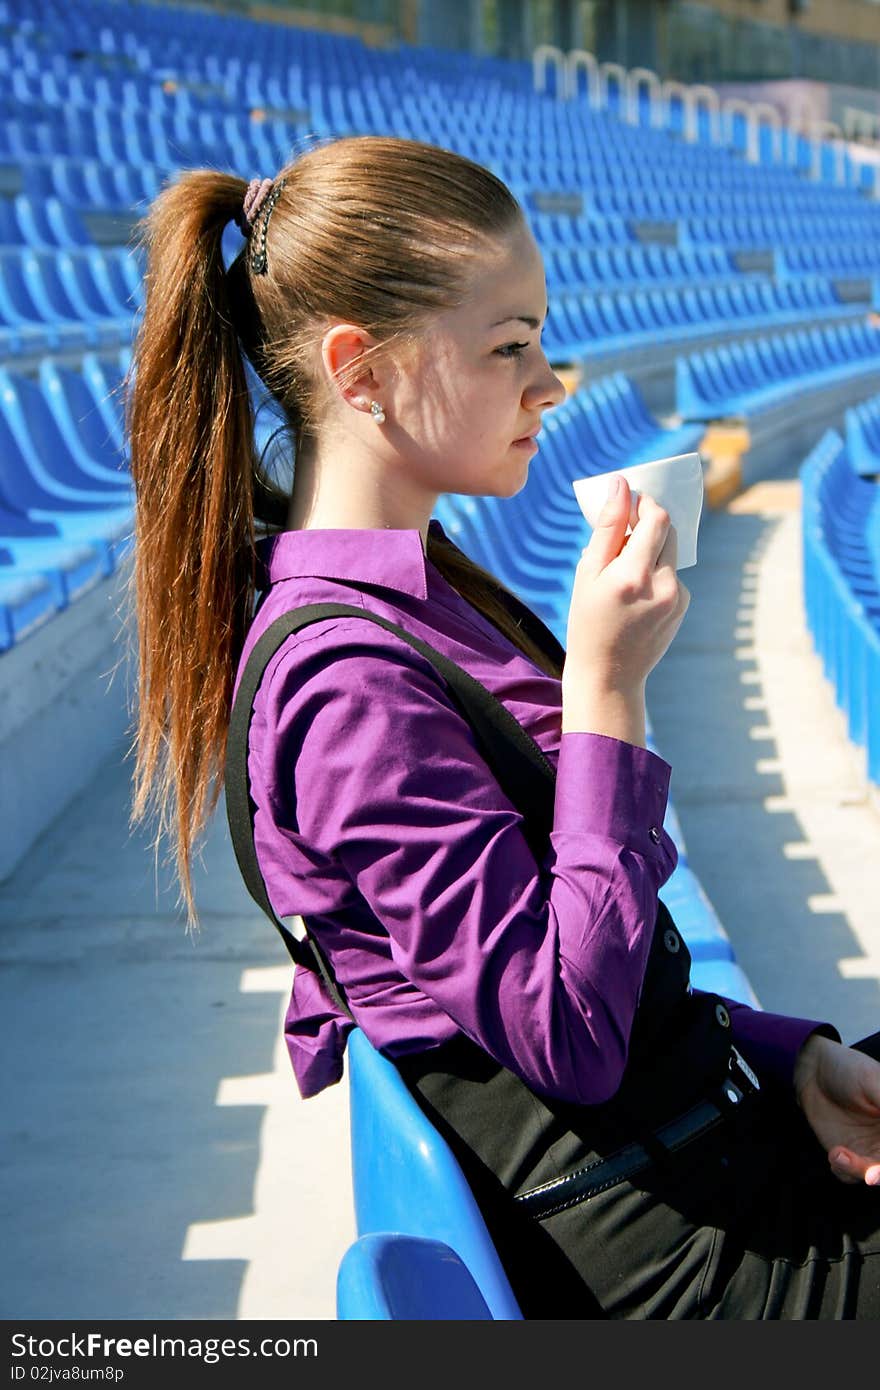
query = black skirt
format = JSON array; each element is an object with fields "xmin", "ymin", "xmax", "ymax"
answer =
[{"xmin": 395, "ymin": 1029, "xmax": 880, "ymax": 1320}]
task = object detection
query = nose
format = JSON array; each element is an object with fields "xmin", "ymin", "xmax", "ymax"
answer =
[{"xmin": 525, "ymin": 355, "xmax": 567, "ymax": 412}]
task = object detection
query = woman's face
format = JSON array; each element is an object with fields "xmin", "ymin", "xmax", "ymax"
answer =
[{"xmin": 389, "ymin": 218, "xmax": 567, "ymax": 500}]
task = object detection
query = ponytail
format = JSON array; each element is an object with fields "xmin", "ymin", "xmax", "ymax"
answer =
[{"xmin": 124, "ymin": 170, "xmax": 287, "ymax": 929}]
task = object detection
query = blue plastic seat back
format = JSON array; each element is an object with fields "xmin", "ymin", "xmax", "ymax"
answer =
[
  {"xmin": 0, "ymin": 368, "xmax": 124, "ymax": 507},
  {"xmin": 0, "ymin": 248, "xmax": 45, "ymax": 323},
  {"xmin": 337, "ymin": 1234, "xmax": 493, "ymax": 1320},
  {"xmin": 56, "ymin": 252, "xmax": 114, "ymax": 319},
  {"xmin": 39, "ymin": 360, "xmax": 128, "ymax": 475},
  {"xmin": 46, "ymin": 198, "xmax": 90, "ymax": 249},
  {"xmin": 0, "ymin": 199, "xmax": 24, "ymax": 245},
  {"xmin": 347, "ymin": 1027, "xmax": 523, "ymax": 1320},
  {"xmin": 23, "ymin": 249, "xmax": 79, "ymax": 322}
]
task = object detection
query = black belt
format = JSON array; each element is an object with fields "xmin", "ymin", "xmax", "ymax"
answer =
[{"xmin": 515, "ymin": 1047, "xmax": 761, "ymax": 1221}]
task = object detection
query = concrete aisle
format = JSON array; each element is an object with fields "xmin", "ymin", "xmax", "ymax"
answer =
[
  {"xmin": 647, "ymin": 466, "xmax": 880, "ymax": 1041},
  {"xmin": 0, "ymin": 748, "xmax": 355, "ymax": 1321}
]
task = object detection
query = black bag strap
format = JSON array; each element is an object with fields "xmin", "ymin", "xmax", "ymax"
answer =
[{"xmin": 225, "ymin": 602, "xmax": 560, "ymax": 1019}]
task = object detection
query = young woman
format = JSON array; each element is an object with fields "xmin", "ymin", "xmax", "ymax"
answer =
[{"xmin": 126, "ymin": 134, "xmax": 880, "ymax": 1318}]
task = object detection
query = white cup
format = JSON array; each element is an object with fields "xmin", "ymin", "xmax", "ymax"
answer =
[{"xmin": 572, "ymin": 451, "xmax": 705, "ymax": 570}]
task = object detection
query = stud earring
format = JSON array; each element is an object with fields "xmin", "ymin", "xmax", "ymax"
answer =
[{"xmin": 370, "ymin": 400, "xmax": 386, "ymax": 424}]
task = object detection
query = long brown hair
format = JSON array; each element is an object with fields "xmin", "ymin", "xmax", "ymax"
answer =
[{"xmin": 125, "ymin": 134, "xmax": 564, "ymax": 929}]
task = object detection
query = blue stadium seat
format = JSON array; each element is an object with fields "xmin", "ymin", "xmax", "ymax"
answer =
[
  {"xmin": 0, "ymin": 249, "xmax": 61, "ymax": 354},
  {"xmin": 337, "ymin": 1234, "xmax": 493, "ymax": 1320},
  {"xmin": 0, "ymin": 368, "xmax": 132, "ymax": 496},
  {"xmin": 12, "ymin": 195, "xmax": 90, "ymax": 250},
  {"xmin": 53, "ymin": 252, "xmax": 132, "ymax": 347},
  {"xmin": 38, "ymin": 360, "xmax": 130, "ymax": 485},
  {"xmin": 347, "ymin": 1026, "xmax": 524, "ymax": 1320},
  {"xmin": 79, "ymin": 352, "xmax": 129, "ymax": 451},
  {"xmin": 24, "ymin": 249, "xmax": 122, "ymax": 350},
  {"xmin": 845, "ymin": 395, "xmax": 880, "ymax": 477},
  {"xmin": 801, "ymin": 428, "xmax": 880, "ymax": 782}
]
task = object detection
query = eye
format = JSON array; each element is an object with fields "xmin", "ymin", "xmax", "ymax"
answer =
[{"xmin": 496, "ymin": 341, "xmax": 530, "ymax": 359}]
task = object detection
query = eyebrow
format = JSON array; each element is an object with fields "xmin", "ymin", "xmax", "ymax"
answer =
[{"xmin": 490, "ymin": 304, "xmax": 550, "ymax": 330}]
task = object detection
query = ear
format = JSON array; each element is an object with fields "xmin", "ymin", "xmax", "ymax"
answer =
[{"xmin": 320, "ymin": 323, "xmax": 381, "ymax": 409}]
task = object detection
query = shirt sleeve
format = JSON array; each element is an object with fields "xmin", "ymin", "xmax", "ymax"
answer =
[
  {"xmin": 709, "ymin": 995, "xmax": 841, "ymax": 1090},
  {"xmin": 262, "ymin": 617, "xmax": 679, "ymax": 1106}
]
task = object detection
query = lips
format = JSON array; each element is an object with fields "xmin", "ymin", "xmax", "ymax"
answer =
[{"xmin": 514, "ymin": 426, "xmax": 541, "ymax": 444}]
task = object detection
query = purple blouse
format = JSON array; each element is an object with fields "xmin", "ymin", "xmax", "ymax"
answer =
[{"xmin": 233, "ymin": 518, "xmax": 834, "ymax": 1103}]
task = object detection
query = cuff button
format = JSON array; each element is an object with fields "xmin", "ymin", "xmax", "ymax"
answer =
[
  {"xmin": 648, "ymin": 826, "xmax": 661, "ymax": 844},
  {"xmin": 663, "ymin": 928, "xmax": 680, "ymax": 954},
  {"xmin": 715, "ymin": 1003, "xmax": 731, "ymax": 1029}
]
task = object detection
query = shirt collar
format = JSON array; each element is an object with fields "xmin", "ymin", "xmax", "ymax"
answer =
[{"xmin": 254, "ymin": 517, "xmax": 450, "ymax": 601}]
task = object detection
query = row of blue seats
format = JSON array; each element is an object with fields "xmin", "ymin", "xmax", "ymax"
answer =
[
  {"xmin": 545, "ymin": 276, "xmax": 862, "ymax": 363},
  {"xmin": 24, "ymin": 155, "xmax": 172, "ymax": 214},
  {"xmin": 14, "ymin": 100, "xmax": 348, "ymax": 162},
  {"xmin": 801, "ymin": 428, "xmax": 880, "ymax": 787},
  {"xmin": 0, "ymin": 350, "xmax": 131, "ymax": 650},
  {"xmin": 7, "ymin": 68, "xmax": 873, "ymax": 199},
  {"xmin": 487, "ymin": 143, "xmax": 824, "ymax": 183},
  {"xmin": 3, "ymin": 2, "xmax": 873, "ymax": 211},
  {"xmin": 535, "ymin": 208, "xmax": 879, "ymax": 256},
  {"xmin": 8, "ymin": 80, "xmax": 876, "ymax": 232},
  {"xmin": 543, "ymin": 242, "xmax": 735, "ymax": 291},
  {"xmin": 846, "ymin": 391, "xmax": 880, "ymax": 477},
  {"xmin": 0, "ymin": 247, "xmax": 141, "ymax": 356},
  {"xmin": 14, "ymin": 143, "xmax": 880, "ymax": 262},
  {"xmin": 9, "ymin": 97, "xmax": 864, "ymax": 214},
  {"xmin": 676, "ymin": 319, "xmax": 880, "ymax": 421},
  {"xmin": 778, "ymin": 243, "xmax": 880, "ymax": 277},
  {"xmin": 0, "ymin": 195, "xmax": 93, "ymax": 250},
  {"xmin": 682, "ymin": 214, "xmax": 880, "ymax": 250},
  {"xmin": 1, "ymin": 108, "xmax": 310, "ymax": 170},
  {"xmin": 3, "ymin": 68, "xmax": 207, "ymax": 114},
  {"xmin": 589, "ymin": 183, "xmax": 880, "ymax": 223},
  {"xmin": 522, "ymin": 209, "xmax": 634, "ymax": 249}
]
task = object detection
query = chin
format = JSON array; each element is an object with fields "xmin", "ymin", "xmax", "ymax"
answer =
[{"xmin": 491, "ymin": 479, "xmax": 528, "ymax": 502}]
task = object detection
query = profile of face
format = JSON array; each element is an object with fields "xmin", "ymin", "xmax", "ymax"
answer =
[{"xmin": 383, "ymin": 217, "xmax": 567, "ymax": 501}]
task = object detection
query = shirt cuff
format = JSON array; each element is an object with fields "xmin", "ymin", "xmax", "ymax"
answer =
[
  {"xmin": 727, "ymin": 1003, "xmax": 841, "ymax": 1091},
  {"xmin": 554, "ymin": 731, "xmax": 673, "ymax": 859}
]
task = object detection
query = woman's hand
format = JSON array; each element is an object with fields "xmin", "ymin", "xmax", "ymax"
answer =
[
  {"xmin": 794, "ymin": 1033, "xmax": 880, "ymax": 1186},
  {"xmin": 562, "ymin": 476, "xmax": 690, "ymax": 742}
]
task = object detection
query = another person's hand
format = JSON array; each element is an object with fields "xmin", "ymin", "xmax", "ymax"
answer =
[{"xmin": 794, "ymin": 1033, "xmax": 880, "ymax": 1186}]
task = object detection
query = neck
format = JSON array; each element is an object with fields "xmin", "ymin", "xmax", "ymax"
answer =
[{"xmin": 286, "ymin": 435, "xmax": 435, "ymax": 552}]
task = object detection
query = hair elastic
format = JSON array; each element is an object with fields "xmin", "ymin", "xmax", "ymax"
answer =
[{"xmin": 235, "ymin": 176, "xmax": 286, "ymax": 275}]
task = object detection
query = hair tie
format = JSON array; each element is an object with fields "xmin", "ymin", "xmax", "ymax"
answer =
[
  {"xmin": 235, "ymin": 176, "xmax": 286, "ymax": 275},
  {"xmin": 235, "ymin": 177, "xmax": 274, "ymax": 236}
]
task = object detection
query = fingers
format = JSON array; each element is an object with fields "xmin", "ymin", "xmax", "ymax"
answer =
[
  {"xmin": 624, "ymin": 492, "xmax": 673, "ymax": 572},
  {"xmin": 829, "ymin": 1146, "xmax": 880, "ymax": 1186},
  {"xmin": 656, "ymin": 514, "xmax": 678, "ymax": 574},
  {"xmin": 582, "ymin": 483, "xmax": 673, "ymax": 575},
  {"xmin": 579, "ymin": 474, "xmax": 632, "ymax": 576},
  {"xmin": 829, "ymin": 1147, "xmax": 862, "ymax": 1184}
]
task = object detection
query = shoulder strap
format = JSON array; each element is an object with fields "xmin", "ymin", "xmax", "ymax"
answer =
[{"xmin": 225, "ymin": 602, "xmax": 558, "ymax": 1018}]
